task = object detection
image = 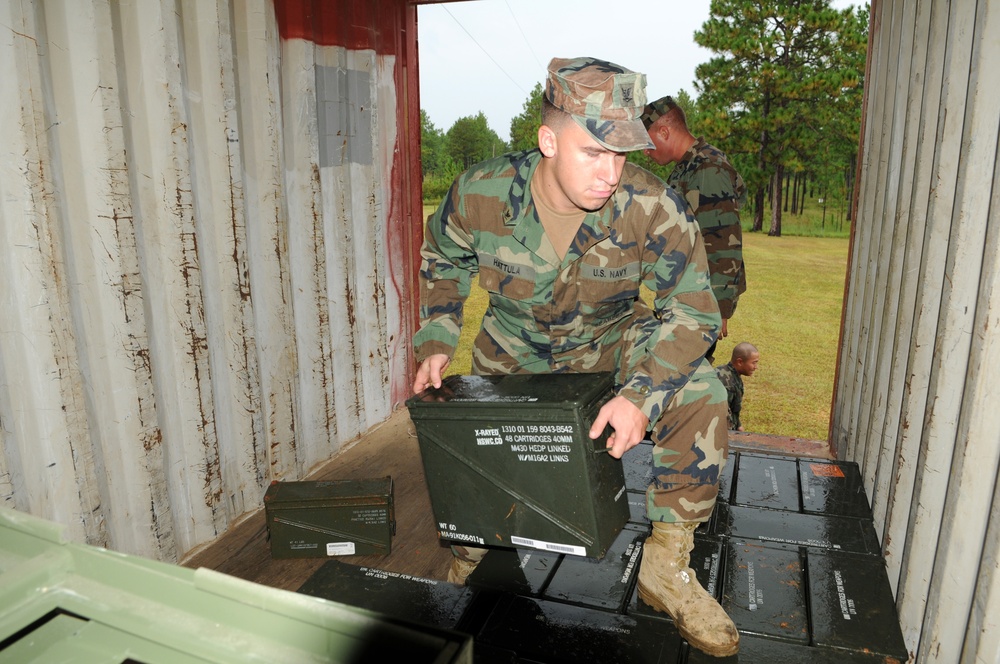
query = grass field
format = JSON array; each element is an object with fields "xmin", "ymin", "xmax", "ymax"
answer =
[{"xmin": 421, "ymin": 203, "xmax": 849, "ymax": 441}]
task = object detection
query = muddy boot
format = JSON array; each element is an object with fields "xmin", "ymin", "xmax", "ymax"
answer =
[
  {"xmin": 447, "ymin": 544, "xmax": 487, "ymax": 585},
  {"xmin": 637, "ymin": 521, "xmax": 739, "ymax": 657},
  {"xmin": 447, "ymin": 557, "xmax": 479, "ymax": 585}
]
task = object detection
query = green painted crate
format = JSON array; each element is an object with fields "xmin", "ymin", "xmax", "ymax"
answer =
[
  {"xmin": 406, "ymin": 373, "xmax": 629, "ymax": 559},
  {"xmin": 264, "ymin": 477, "xmax": 395, "ymax": 558},
  {"xmin": 0, "ymin": 506, "xmax": 470, "ymax": 663}
]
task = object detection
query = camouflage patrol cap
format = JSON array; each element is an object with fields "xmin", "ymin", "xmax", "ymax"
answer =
[
  {"xmin": 545, "ymin": 57, "xmax": 654, "ymax": 152},
  {"xmin": 640, "ymin": 95, "xmax": 680, "ymax": 130}
]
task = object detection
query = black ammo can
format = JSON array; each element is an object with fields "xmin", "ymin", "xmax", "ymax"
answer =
[
  {"xmin": 406, "ymin": 373, "xmax": 629, "ymax": 559},
  {"xmin": 263, "ymin": 477, "xmax": 395, "ymax": 558}
]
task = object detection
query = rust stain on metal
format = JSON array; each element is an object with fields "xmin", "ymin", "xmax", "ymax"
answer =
[
  {"xmin": 168, "ymin": 160, "xmax": 222, "ymax": 512},
  {"xmin": 310, "ymin": 163, "xmax": 336, "ymax": 435},
  {"xmin": 344, "ymin": 285, "xmax": 356, "ymax": 328}
]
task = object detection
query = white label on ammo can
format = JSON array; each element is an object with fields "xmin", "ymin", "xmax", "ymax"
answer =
[
  {"xmin": 511, "ymin": 535, "xmax": 586, "ymax": 557},
  {"xmin": 326, "ymin": 541, "xmax": 356, "ymax": 556}
]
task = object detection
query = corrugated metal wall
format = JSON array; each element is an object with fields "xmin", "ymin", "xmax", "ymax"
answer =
[
  {"xmin": 832, "ymin": 0, "xmax": 1000, "ymax": 661},
  {"xmin": 0, "ymin": 0, "xmax": 418, "ymax": 562}
]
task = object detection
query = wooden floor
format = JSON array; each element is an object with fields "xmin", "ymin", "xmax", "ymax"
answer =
[
  {"xmin": 181, "ymin": 408, "xmax": 454, "ymax": 590},
  {"xmin": 181, "ymin": 408, "xmax": 832, "ymax": 592}
]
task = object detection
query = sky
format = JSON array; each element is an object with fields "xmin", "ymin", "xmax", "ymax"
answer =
[{"xmin": 417, "ymin": 0, "xmax": 862, "ymax": 143}]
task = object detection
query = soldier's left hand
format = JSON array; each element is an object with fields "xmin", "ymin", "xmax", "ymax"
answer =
[{"xmin": 589, "ymin": 396, "xmax": 649, "ymax": 459}]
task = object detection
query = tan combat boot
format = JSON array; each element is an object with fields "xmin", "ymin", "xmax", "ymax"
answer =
[
  {"xmin": 447, "ymin": 557, "xmax": 479, "ymax": 585},
  {"xmin": 447, "ymin": 545, "xmax": 488, "ymax": 585},
  {"xmin": 637, "ymin": 521, "xmax": 740, "ymax": 657}
]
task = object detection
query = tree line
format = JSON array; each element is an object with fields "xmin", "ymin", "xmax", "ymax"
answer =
[{"xmin": 421, "ymin": 1, "xmax": 869, "ymax": 237}]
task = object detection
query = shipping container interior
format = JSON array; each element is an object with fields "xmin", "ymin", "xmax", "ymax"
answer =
[{"xmin": 3, "ymin": 0, "xmax": 999, "ymax": 661}]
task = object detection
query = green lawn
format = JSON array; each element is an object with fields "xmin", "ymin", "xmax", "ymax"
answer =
[
  {"xmin": 709, "ymin": 233, "xmax": 847, "ymax": 440},
  {"xmin": 421, "ymin": 204, "xmax": 849, "ymax": 441}
]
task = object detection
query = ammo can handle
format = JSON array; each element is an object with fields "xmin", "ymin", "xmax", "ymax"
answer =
[{"xmin": 587, "ymin": 390, "xmax": 617, "ymax": 454}]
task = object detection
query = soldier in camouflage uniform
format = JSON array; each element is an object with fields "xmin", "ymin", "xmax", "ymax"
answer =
[
  {"xmin": 641, "ymin": 96, "xmax": 747, "ymax": 362},
  {"xmin": 412, "ymin": 57, "xmax": 739, "ymax": 657}
]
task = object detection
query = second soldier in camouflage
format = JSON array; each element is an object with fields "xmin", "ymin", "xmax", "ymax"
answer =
[{"xmin": 642, "ymin": 95, "xmax": 747, "ymax": 360}]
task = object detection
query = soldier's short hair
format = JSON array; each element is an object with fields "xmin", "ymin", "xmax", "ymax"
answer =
[
  {"xmin": 731, "ymin": 342, "xmax": 759, "ymax": 362},
  {"xmin": 640, "ymin": 95, "xmax": 687, "ymax": 130}
]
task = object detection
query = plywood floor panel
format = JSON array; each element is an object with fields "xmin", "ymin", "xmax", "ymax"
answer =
[
  {"xmin": 182, "ymin": 407, "xmax": 831, "ymax": 592},
  {"xmin": 182, "ymin": 408, "xmax": 453, "ymax": 590}
]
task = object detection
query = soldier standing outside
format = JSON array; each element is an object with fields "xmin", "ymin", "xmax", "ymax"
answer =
[
  {"xmin": 412, "ymin": 57, "xmax": 739, "ymax": 657},
  {"xmin": 641, "ymin": 96, "xmax": 747, "ymax": 363},
  {"xmin": 716, "ymin": 342, "xmax": 761, "ymax": 431}
]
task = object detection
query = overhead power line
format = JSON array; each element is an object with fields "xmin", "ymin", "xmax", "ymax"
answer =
[
  {"xmin": 504, "ymin": 0, "xmax": 545, "ymax": 71},
  {"xmin": 441, "ymin": 5, "xmax": 528, "ymax": 95}
]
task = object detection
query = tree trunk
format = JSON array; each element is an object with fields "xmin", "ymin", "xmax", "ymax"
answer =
[
  {"xmin": 756, "ymin": 91, "xmax": 771, "ymax": 233},
  {"xmin": 769, "ymin": 165, "xmax": 783, "ymax": 237},
  {"xmin": 752, "ymin": 187, "xmax": 765, "ymax": 231},
  {"xmin": 790, "ymin": 172, "xmax": 799, "ymax": 214},
  {"xmin": 799, "ymin": 172, "xmax": 807, "ymax": 215}
]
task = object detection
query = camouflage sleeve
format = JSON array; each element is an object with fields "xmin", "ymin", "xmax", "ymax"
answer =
[
  {"xmin": 716, "ymin": 365, "xmax": 741, "ymax": 430},
  {"xmin": 412, "ymin": 178, "xmax": 478, "ymax": 362},
  {"xmin": 728, "ymin": 381, "xmax": 741, "ymax": 430},
  {"xmin": 686, "ymin": 163, "xmax": 746, "ymax": 320},
  {"xmin": 615, "ymin": 191, "xmax": 721, "ymax": 425}
]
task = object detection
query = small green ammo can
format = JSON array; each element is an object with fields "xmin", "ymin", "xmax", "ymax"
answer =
[
  {"xmin": 263, "ymin": 477, "xmax": 395, "ymax": 558},
  {"xmin": 406, "ymin": 373, "xmax": 629, "ymax": 559}
]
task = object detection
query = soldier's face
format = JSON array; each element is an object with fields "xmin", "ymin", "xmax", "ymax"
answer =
[
  {"xmin": 546, "ymin": 121, "xmax": 627, "ymax": 212},
  {"xmin": 737, "ymin": 352, "xmax": 760, "ymax": 377}
]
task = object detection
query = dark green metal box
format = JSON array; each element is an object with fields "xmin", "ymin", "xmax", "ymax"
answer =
[
  {"xmin": 263, "ymin": 477, "xmax": 394, "ymax": 558},
  {"xmin": 406, "ymin": 373, "xmax": 629, "ymax": 559}
]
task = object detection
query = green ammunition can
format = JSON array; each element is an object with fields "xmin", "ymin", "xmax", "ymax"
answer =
[
  {"xmin": 405, "ymin": 373, "xmax": 629, "ymax": 559},
  {"xmin": 263, "ymin": 477, "xmax": 394, "ymax": 558}
]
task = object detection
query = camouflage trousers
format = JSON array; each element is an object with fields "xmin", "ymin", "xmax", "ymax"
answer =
[
  {"xmin": 642, "ymin": 359, "xmax": 728, "ymax": 523},
  {"xmin": 451, "ymin": 306, "xmax": 729, "ymax": 563}
]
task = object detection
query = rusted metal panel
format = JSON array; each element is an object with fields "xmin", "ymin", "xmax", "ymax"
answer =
[
  {"xmin": 0, "ymin": 2, "xmax": 99, "ymax": 541},
  {"xmin": 854, "ymin": 0, "xmax": 917, "ymax": 528},
  {"xmin": 874, "ymin": 0, "xmax": 938, "ymax": 568},
  {"xmin": 0, "ymin": 0, "xmax": 416, "ymax": 563},
  {"xmin": 835, "ymin": 0, "xmax": 1000, "ymax": 662},
  {"xmin": 280, "ymin": 33, "xmax": 337, "ymax": 475},
  {"xmin": 965, "ymin": 479, "xmax": 1000, "ymax": 663},
  {"xmin": 845, "ymin": 0, "xmax": 901, "ymax": 487},
  {"xmin": 915, "ymin": 0, "xmax": 1000, "ymax": 659},
  {"xmin": 891, "ymin": 0, "xmax": 981, "ymax": 659},
  {"xmin": 230, "ymin": 0, "xmax": 299, "ymax": 482},
  {"xmin": 833, "ymin": 0, "xmax": 882, "ymax": 465},
  {"xmin": 45, "ymin": 0, "xmax": 175, "ymax": 557},
  {"xmin": 114, "ymin": 0, "xmax": 228, "ymax": 555}
]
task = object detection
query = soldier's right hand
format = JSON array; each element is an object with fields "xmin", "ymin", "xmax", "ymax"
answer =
[{"xmin": 413, "ymin": 354, "xmax": 451, "ymax": 393}]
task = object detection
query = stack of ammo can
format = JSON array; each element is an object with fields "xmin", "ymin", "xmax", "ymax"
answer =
[{"xmin": 295, "ymin": 374, "xmax": 908, "ymax": 663}]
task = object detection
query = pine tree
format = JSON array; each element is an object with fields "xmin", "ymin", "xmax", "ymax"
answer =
[
  {"xmin": 446, "ymin": 112, "xmax": 506, "ymax": 169},
  {"xmin": 509, "ymin": 83, "xmax": 545, "ymax": 152},
  {"xmin": 694, "ymin": 0, "xmax": 868, "ymax": 235}
]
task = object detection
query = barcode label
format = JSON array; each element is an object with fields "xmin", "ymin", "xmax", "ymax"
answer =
[
  {"xmin": 511, "ymin": 535, "xmax": 586, "ymax": 557},
  {"xmin": 326, "ymin": 541, "xmax": 356, "ymax": 556}
]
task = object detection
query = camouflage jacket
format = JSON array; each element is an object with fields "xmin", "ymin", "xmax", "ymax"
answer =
[
  {"xmin": 413, "ymin": 149, "xmax": 720, "ymax": 424},
  {"xmin": 715, "ymin": 362, "xmax": 744, "ymax": 430},
  {"xmin": 667, "ymin": 138, "xmax": 747, "ymax": 319}
]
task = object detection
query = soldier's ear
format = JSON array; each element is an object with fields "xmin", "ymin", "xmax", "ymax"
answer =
[{"xmin": 538, "ymin": 124, "xmax": 558, "ymax": 158}]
